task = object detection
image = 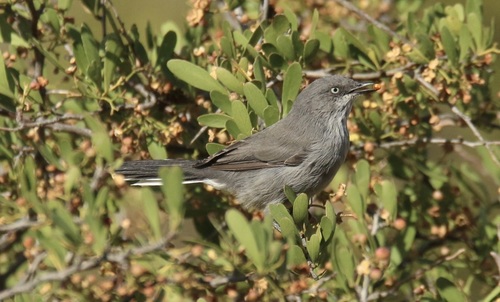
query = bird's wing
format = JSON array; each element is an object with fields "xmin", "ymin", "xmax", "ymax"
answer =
[{"xmin": 193, "ymin": 133, "xmax": 309, "ymax": 171}]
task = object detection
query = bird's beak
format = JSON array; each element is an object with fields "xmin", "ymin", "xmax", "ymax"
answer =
[{"xmin": 349, "ymin": 82, "xmax": 381, "ymax": 94}]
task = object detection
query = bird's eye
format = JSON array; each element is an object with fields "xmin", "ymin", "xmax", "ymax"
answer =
[{"xmin": 331, "ymin": 87, "xmax": 340, "ymax": 94}]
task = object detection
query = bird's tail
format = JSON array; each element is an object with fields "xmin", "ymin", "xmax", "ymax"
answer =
[{"xmin": 115, "ymin": 159, "xmax": 203, "ymax": 186}]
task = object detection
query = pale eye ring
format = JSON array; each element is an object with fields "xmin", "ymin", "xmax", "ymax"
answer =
[{"xmin": 331, "ymin": 87, "xmax": 340, "ymax": 94}]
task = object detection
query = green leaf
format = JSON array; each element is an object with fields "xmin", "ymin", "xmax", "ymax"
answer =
[
  {"xmin": 346, "ymin": 185, "xmax": 365, "ymax": 220},
  {"xmin": 244, "ymin": 82, "xmax": 268, "ymax": 118},
  {"xmin": 103, "ymin": 34, "xmax": 120, "ymax": 91},
  {"xmin": 160, "ymin": 166, "xmax": 185, "ymax": 230},
  {"xmin": 35, "ymin": 143, "xmax": 63, "ymax": 170},
  {"xmin": 354, "ymin": 160, "xmax": 370, "ymax": 200},
  {"xmin": 292, "ymin": 193, "xmax": 309, "ymax": 225},
  {"xmin": 276, "ymin": 36, "xmax": 295, "ymax": 60},
  {"xmin": 269, "ymin": 53, "xmax": 286, "ymax": 69},
  {"xmin": 320, "ymin": 216, "xmax": 334, "ymax": 241},
  {"xmin": 310, "ymin": 9, "xmax": 319, "ymax": 34},
  {"xmin": 441, "ymin": 27, "xmax": 458, "ymax": 65},
  {"xmin": 0, "ymin": 16, "xmax": 29, "ymax": 48},
  {"xmin": 283, "ymin": 7, "xmax": 298, "ymax": 31},
  {"xmin": 253, "ymin": 56, "xmax": 266, "ymax": 87},
  {"xmin": 220, "ymin": 36, "xmax": 234, "ymax": 58},
  {"xmin": 49, "ymin": 201, "xmax": 82, "ymax": 245},
  {"xmin": 67, "ymin": 24, "xmax": 89, "ymax": 74},
  {"xmin": 210, "ymin": 90, "xmax": 232, "ymax": 114},
  {"xmin": 374, "ymin": 180, "xmax": 398, "ymax": 221},
  {"xmin": 325, "ymin": 201, "xmax": 336, "ymax": 223},
  {"xmin": 157, "ymin": 31, "xmax": 177, "ymax": 75},
  {"xmin": 282, "ymin": 62, "xmax": 302, "ymax": 115},
  {"xmin": 36, "ymin": 228, "xmax": 66, "ymax": 270},
  {"xmin": 142, "ymin": 188, "xmax": 162, "ymax": 240},
  {"xmin": 264, "ymin": 15, "xmax": 290, "ymax": 46},
  {"xmin": 270, "ymin": 204, "xmax": 297, "ymax": 240},
  {"xmin": 265, "ymin": 88, "xmax": 279, "ymax": 109},
  {"xmin": 458, "ymin": 26, "xmax": 473, "ymax": 62},
  {"xmin": 334, "ymin": 245, "xmax": 355, "ymax": 286},
  {"xmin": 81, "ymin": 24, "xmax": 101, "ymax": 84},
  {"xmin": 0, "ymin": 55, "xmax": 16, "ymax": 112},
  {"xmin": 58, "ymin": 0, "xmax": 73, "ymax": 11},
  {"xmin": 167, "ymin": 59, "xmax": 226, "ymax": 93},
  {"xmin": 313, "ymin": 31, "xmax": 333, "ymax": 53},
  {"xmin": 85, "ymin": 116, "xmax": 113, "ymax": 162},
  {"xmin": 206, "ymin": 143, "xmax": 225, "ymax": 155},
  {"xmin": 226, "ymin": 209, "xmax": 264, "ymax": 271},
  {"xmin": 303, "ymin": 39, "xmax": 320, "ymax": 62},
  {"xmin": 64, "ymin": 166, "xmax": 81, "ymax": 196},
  {"xmin": 368, "ymin": 25, "xmax": 391, "ymax": 54},
  {"xmin": 333, "ymin": 30, "xmax": 350, "ymax": 59},
  {"xmin": 287, "ymin": 244, "xmax": 307, "ymax": 267},
  {"xmin": 216, "ymin": 67, "xmax": 244, "ymax": 94},
  {"xmin": 263, "ymin": 106, "xmax": 280, "ymax": 126},
  {"xmin": 147, "ymin": 138, "xmax": 167, "ymax": 160},
  {"xmin": 306, "ymin": 233, "xmax": 321, "ymax": 262},
  {"xmin": 467, "ymin": 13, "xmax": 483, "ymax": 51},
  {"xmin": 284, "ymin": 185, "xmax": 297, "ymax": 202},
  {"xmin": 225, "ymin": 119, "xmax": 241, "ymax": 139},
  {"xmin": 436, "ymin": 277, "xmax": 466, "ymax": 302},
  {"xmin": 231, "ymin": 100, "xmax": 253, "ymax": 137},
  {"xmin": 197, "ymin": 113, "xmax": 232, "ymax": 128}
]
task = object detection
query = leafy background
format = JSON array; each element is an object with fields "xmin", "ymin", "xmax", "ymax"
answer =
[{"xmin": 0, "ymin": 0, "xmax": 499, "ymax": 301}]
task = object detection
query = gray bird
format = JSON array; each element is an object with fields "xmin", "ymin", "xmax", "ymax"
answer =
[{"xmin": 116, "ymin": 75, "xmax": 378, "ymax": 213}]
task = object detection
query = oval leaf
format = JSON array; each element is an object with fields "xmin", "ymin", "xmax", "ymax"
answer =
[
  {"xmin": 231, "ymin": 100, "xmax": 252, "ymax": 137},
  {"xmin": 243, "ymin": 82, "xmax": 268, "ymax": 118},
  {"xmin": 226, "ymin": 209, "xmax": 263, "ymax": 271},
  {"xmin": 216, "ymin": 67, "xmax": 244, "ymax": 94},
  {"xmin": 282, "ymin": 62, "xmax": 302, "ymax": 115},
  {"xmin": 167, "ymin": 59, "xmax": 226, "ymax": 93},
  {"xmin": 292, "ymin": 193, "xmax": 309, "ymax": 225},
  {"xmin": 197, "ymin": 113, "xmax": 232, "ymax": 128}
]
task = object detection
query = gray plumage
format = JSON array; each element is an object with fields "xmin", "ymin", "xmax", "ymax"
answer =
[{"xmin": 116, "ymin": 75, "xmax": 377, "ymax": 213}]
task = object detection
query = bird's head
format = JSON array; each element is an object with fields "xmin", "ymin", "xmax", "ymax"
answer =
[{"xmin": 291, "ymin": 75, "xmax": 380, "ymax": 119}]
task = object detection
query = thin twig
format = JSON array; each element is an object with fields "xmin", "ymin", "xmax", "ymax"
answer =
[
  {"xmin": 189, "ymin": 108, "xmax": 221, "ymax": 145},
  {"xmin": 373, "ymin": 137, "xmax": 500, "ymax": 149},
  {"xmin": 0, "ymin": 114, "xmax": 92, "ymax": 137},
  {"xmin": 358, "ymin": 274, "xmax": 370, "ymax": 302},
  {"xmin": 0, "ymin": 217, "xmax": 40, "ymax": 232},
  {"xmin": 207, "ymin": 273, "xmax": 248, "ymax": 287},
  {"xmin": 333, "ymin": 0, "xmax": 409, "ymax": 44},
  {"xmin": 0, "ymin": 233, "xmax": 175, "ymax": 300},
  {"xmin": 304, "ymin": 62, "xmax": 416, "ymax": 80},
  {"xmin": 370, "ymin": 209, "xmax": 380, "ymax": 236},
  {"xmin": 0, "ymin": 113, "xmax": 85, "ymax": 132},
  {"xmin": 18, "ymin": 252, "xmax": 47, "ymax": 284},
  {"xmin": 414, "ymin": 72, "xmax": 439, "ymax": 99},
  {"xmin": 450, "ymin": 106, "xmax": 500, "ymax": 166},
  {"xmin": 366, "ymin": 248, "xmax": 466, "ymax": 301},
  {"xmin": 46, "ymin": 123, "xmax": 92, "ymax": 137},
  {"xmin": 132, "ymin": 81, "xmax": 158, "ymax": 111},
  {"xmin": 0, "ymin": 216, "xmax": 82, "ymax": 233}
]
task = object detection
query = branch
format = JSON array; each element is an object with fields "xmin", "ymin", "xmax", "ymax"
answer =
[
  {"xmin": 0, "ymin": 114, "xmax": 92, "ymax": 137},
  {"xmin": 0, "ymin": 233, "xmax": 175, "ymax": 300},
  {"xmin": 373, "ymin": 137, "xmax": 500, "ymax": 149},
  {"xmin": 366, "ymin": 248, "xmax": 466, "ymax": 301},
  {"xmin": 131, "ymin": 81, "xmax": 158, "ymax": 111},
  {"xmin": 333, "ymin": 0, "xmax": 410, "ymax": 44},
  {"xmin": 0, "ymin": 113, "xmax": 84, "ymax": 131},
  {"xmin": 0, "ymin": 216, "xmax": 40, "ymax": 232},
  {"xmin": 304, "ymin": 62, "xmax": 416, "ymax": 80},
  {"xmin": 451, "ymin": 106, "xmax": 500, "ymax": 166}
]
